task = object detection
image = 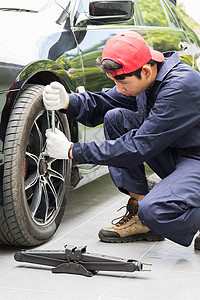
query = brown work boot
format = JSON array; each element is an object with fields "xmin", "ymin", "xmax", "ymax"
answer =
[
  {"xmin": 194, "ymin": 232, "xmax": 200, "ymax": 250},
  {"xmin": 98, "ymin": 198, "xmax": 164, "ymax": 243}
]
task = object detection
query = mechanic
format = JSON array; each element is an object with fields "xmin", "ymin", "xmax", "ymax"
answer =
[{"xmin": 43, "ymin": 31, "xmax": 200, "ymax": 249}]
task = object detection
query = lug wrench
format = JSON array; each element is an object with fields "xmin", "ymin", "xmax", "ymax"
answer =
[
  {"xmin": 42, "ymin": 110, "xmax": 55, "ymax": 156},
  {"xmin": 51, "ymin": 110, "xmax": 55, "ymax": 133}
]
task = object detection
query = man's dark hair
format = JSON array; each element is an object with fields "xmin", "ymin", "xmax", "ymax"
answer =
[{"xmin": 100, "ymin": 59, "xmax": 156, "ymax": 80}]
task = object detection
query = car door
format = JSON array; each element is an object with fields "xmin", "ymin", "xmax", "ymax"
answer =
[
  {"xmin": 136, "ymin": 0, "xmax": 194, "ymax": 67},
  {"xmin": 71, "ymin": 0, "xmax": 152, "ymax": 179},
  {"xmin": 73, "ymin": 0, "xmax": 150, "ymax": 140},
  {"xmin": 74, "ymin": 0, "xmax": 151, "ymax": 93},
  {"xmin": 164, "ymin": 0, "xmax": 200, "ymax": 72}
]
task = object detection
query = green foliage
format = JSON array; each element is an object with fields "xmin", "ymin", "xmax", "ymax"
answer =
[
  {"xmin": 137, "ymin": 0, "xmax": 169, "ymax": 27},
  {"xmin": 177, "ymin": 4, "xmax": 200, "ymax": 38}
]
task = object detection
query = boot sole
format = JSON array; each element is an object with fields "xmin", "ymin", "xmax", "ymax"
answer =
[
  {"xmin": 98, "ymin": 230, "xmax": 165, "ymax": 243},
  {"xmin": 194, "ymin": 238, "xmax": 200, "ymax": 250}
]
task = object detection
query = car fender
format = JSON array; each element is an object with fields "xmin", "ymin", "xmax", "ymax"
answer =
[{"xmin": 0, "ymin": 59, "xmax": 82, "ymax": 141}]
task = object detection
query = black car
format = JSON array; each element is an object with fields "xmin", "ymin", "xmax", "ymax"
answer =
[{"xmin": 0, "ymin": 0, "xmax": 199, "ymax": 246}]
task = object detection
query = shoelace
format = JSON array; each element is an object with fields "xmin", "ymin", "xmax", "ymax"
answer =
[{"xmin": 111, "ymin": 205, "xmax": 135, "ymax": 226}]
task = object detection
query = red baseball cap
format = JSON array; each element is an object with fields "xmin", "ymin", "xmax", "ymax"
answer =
[{"xmin": 101, "ymin": 31, "xmax": 164, "ymax": 77}]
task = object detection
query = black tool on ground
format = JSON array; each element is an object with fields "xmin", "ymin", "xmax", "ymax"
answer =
[{"xmin": 14, "ymin": 245, "xmax": 151, "ymax": 277}]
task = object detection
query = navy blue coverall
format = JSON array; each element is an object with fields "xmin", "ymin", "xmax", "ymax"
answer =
[{"xmin": 65, "ymin": 51, "xmax": 200, "ymax": 247}]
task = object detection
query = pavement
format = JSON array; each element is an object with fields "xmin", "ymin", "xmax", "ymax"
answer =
[{"xmin": 0, "ymin": 174, "xmax": 200, "ymax": 300}]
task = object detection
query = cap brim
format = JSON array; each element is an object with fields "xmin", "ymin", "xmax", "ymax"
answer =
[{"xmin": 150, "ymin": 49, "xmax": 164, "ymax": 62}]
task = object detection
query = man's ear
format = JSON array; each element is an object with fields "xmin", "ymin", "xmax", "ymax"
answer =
[{"xmin": 142, "ymin": 65, "xmax": 152, "ymax": 78}]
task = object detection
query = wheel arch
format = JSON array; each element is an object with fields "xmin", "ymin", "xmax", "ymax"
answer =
[
  {"xmin": 1, "ymin": 61, "xmax": 80, "ymax": 190},
  {"xmin": 23, "ymin": 67, "xmax": 81, "ymax": 189},
  {"xmin": 2, "ymin": 61, "xmax": 79, "ymax": 145},
  {"xmin": 25, "ymin": 69, "xmax": 79, "ymax": 145}
]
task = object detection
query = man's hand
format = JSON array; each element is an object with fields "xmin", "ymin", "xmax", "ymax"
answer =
[
  {"xmin": 43, "ymin": 81, "xmax": 69, "ymax": 111},
  {"xmin": 45, "ymin": 128, "xmax": 73, "ymax": 159}
]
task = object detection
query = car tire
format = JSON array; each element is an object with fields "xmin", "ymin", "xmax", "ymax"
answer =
[{"xmin": 0, "ymin": 84, "xmax": 71, "ymax": 246}]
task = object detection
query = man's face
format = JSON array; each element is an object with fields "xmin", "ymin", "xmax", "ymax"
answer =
[{"xmin": 107, "ymin": 65, "xmax": 155, "ymax": 97}]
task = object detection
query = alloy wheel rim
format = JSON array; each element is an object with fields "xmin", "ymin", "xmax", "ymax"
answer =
[{"xmin": 24, "ymin": 110, "xmax": 66, "ymax": 225}]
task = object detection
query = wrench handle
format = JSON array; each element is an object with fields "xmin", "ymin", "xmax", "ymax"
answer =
[
  {"xmin": 42, "ymin": 110, "xmax": 55, "ymax": 157},
  {"xmin": 51, "ymin": 110, "xmax": 55, "ymax": 133}
]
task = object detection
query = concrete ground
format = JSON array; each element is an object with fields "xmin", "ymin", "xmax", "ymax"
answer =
[{"xmin": 0, "ymin": 174, "xmax": 200, "ymax": 300}]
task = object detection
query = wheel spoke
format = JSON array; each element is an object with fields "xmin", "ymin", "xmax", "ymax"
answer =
[
  {"xmin": 57, "ymin": 121, "xmax": 61, "ymax": 130},
  {"xmin": 29, "ymin": 181, "xmax": 42, "ymax": 217},
  {"xmin": 48, "ymin": 167, "xmax": 65, "ymax": 182},
  {"xmin": 42, "ymin": 181, "xmax": 50, "ymax": 223},
  {"xmin": 45, "ymin": 177, "xmax": 58, "ymax": 209},
  {"xmin": 25, "ymin": 171, "xmax": 38, "ymax": 190},
  {"xmin": 34, "ymin": 120, "xmax": 44, "ymax": 153},
  {"xmin": 46, "ymin": 157, "xmax": 56, "ymax": 164},
  {"xmin": 26, "ymin": 151, "xmax": 38, "ymax": 164}
]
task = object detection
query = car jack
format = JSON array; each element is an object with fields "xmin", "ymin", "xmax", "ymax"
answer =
[{"xmin": 14, "ymin": 245, "xmax": 151, "ymax": 277}]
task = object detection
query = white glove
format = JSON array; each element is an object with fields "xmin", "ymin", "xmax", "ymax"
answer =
[
  {"xmin": 45, "ymin": 128, "xmax": 72, "ymax": 159},
  {"xmin": 43, "ymin": 81, "xmax": 69, "ymax": 111}
]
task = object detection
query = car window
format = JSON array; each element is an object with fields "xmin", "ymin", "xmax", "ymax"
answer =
[
  {"xmin": 163, "ymin": 0, "xmax": 180, "ymax": 28},
  {"xmin": 137, "ymin": 0, "xmax": 169, "ymax": 27},
  {"xmin": 165, "ymin": 0, "xmax": 188, "ymax": 31}
]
